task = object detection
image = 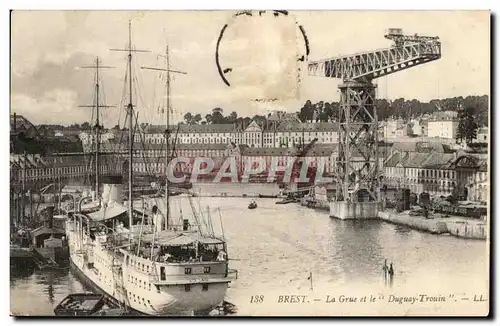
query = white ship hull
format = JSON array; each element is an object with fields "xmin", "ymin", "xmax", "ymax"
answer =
[{"xmin": 67, "ymin": 223, "xmax": 231, "ymax": 315}]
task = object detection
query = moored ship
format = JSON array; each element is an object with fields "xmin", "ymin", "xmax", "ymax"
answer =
[
  {"xmin": 63, "ymin": 21, "xmax": 236, "ymax": 315},
  {"xmin": 65, "ymin": 180, "xmax": 235, "ymax": 315}
]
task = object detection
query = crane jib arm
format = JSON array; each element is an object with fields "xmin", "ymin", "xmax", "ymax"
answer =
[{"xmin": 308, "ymin": 41, "xmax": 441, "ymax": 81}]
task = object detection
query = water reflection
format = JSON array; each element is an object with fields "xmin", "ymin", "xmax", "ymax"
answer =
[
  {"xmin": 10, "ymin": 187, "xmax": 487, "ymax": 316},
  {"xmin": 330, "ymin": 219, "xmax": 385, "ymax": 283},
  {"xmin": 10, "ymin": 264, "xmax": 36, "ymax": 284},
  {"xmin": 393, "ymin": 224, "xmax": 412, "ymax": 235}
]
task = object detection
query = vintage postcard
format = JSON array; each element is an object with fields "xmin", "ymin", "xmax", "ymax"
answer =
[{"xmin": 10, "ymin": 10, "xmax": 490, "ymax": 317}]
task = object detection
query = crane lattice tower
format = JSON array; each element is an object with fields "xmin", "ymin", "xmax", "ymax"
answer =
[{"xmin": 308, "ymin": 28, "xmax": 441, "ymax": 209}]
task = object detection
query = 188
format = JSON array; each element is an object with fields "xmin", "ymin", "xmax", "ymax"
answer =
[{"xmin": 250, "ymin": 295, "xmax": 264, "ymax": 303}]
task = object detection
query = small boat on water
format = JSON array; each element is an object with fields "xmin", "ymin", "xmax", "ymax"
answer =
[
  {"xmin": 248, "ymin": 201, "xmax": 258, "ymax": 210},
  {"xmin": 10, "ymin": 229, "xmax": 34, "ymax": 265},
  {"xmin": 92, "ymin": 308, "xmax": 135, "ymax": 316},
  {"xmin": 169, "ymin": 190, "xmax": 183, "ymax": 197},
  {"xmin": 276, "ymin": 198, "xmax": 296, "ymax": 205},
  {"xmin": 258, "ymin": 194, "xmax": 278, "ymax": 199},
  {"xmin": 54, "ymin": 293, "xmax": 108, "ymax": 316}
]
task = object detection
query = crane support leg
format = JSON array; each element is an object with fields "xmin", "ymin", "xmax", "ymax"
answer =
[{"xmin": 331, "ymin": 80, "xmax": 380, "ymax": 219}]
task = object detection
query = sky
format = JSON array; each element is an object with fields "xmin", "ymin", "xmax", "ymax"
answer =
[{"xmin": 10, "ymin": 10, "xmax": 490, "ymax": 127}]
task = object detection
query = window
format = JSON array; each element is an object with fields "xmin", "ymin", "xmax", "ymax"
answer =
[
  {"xmin": 203, "ymin": 266, "xmax": 211, "ymax": 274},
  {"xmin": 184, "ymin": 284, "xmax": 191, "ymax": 292},
  {"xmin": 185, "ymin": 267, "xmax": 192, "ymax": 275},
  {"xmin": 202, "ymin": 284, "xmax": 209, "ymax": 291}
]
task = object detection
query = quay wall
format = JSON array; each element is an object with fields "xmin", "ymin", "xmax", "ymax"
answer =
[
  {"xmin": 378, "ymin": 210, "xmax": 487, "ymax": 240},
  {"xmin": 300, "ymin": 199, "xmax": 329, "ymax": 212},
  {"xmin": 192, "ymin": 182, "xmax": 280, "ymax": 197},
  {"xmin": 296, "ymin": 200, "xmax": 488, "ymax": 240}
]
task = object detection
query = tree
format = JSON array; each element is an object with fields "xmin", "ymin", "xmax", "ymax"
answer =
[
  {"xmin": 456, "ymin": 106, "xmax": 478, "ymax": 144},
  {"xmin": 211, "ymin": 111, "xmax": 225, "ymax": 124},
  {"xmin": 227, "ymin": 111, "xmax": 238, "ymax": 124},
  {"xmin": 193, "ymin": 114, "xmax": 202, "ymax": 124},
  {"xmin": 252, "ymin": 115, "xmax": 267, "ymax": 127},
  {"xmin": 212, "ymin": 107, "xmax": 223, "ymax": 114},
  {"xmin": 183, "ymin": 112, "xmax": 193, "ymax": 124},
  {"xmin": 139, "ymin": 122, "xmax": 148, "ymax": 131},
  {"xmin": 208, "ymin": 108, "xmax": 225, "ymax": 124},
  {"xmin": 320, "ymin": 102, "xmax": 332, "ymax": 122},
  {"xmin": 112, "ymin": 124, "xmax": 120, "ymax": 130},
  {"xmin": 205, "ymin": 114, "xmax": 213, "ymax": 124},
  {"xmin": 242, "ymin": 117, "xmax": 251, "ymax": 128},
  {"xmin": 299, "ymin": 100, "xmax": 314, "ymax": 122},
  {"xmin": 81, "ymin": 122, "xmax": 90, "ymax": 130}
]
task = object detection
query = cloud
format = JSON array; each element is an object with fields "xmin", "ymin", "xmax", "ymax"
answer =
[
  {"xmin": 11, "ymin": 90, "xmax": 85, "ymax": 125},
  {"xmin": 10, "ymin": 10, "xmax": 490, "ymax": 126}
]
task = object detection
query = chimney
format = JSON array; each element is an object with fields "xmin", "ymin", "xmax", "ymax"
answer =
[{"xmin": 46, "ymin": 205, "xmax": 54, "ymax": 229}]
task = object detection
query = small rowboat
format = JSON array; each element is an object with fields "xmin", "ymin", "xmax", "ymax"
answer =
[
  {"xmin": 248, "ymin": 202, "xmax": 258, "ymax": 210},
  {"xmin": 275, "ymin": 198, "xmax": 295, "ymax": 205},
  {"xmin": 54, "ymin": 293, "xmax": 107, "ymax": 316}
]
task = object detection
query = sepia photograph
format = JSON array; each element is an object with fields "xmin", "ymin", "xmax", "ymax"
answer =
[{"xmin": 9, "ymin": 9, "xmax": 490, "ymax": 317}]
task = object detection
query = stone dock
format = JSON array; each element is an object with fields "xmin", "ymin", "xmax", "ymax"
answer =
[
  {"xmin": 378, "ymin": 210, "xmax": 488, "ymax": 240},
  {"xmin": 299, "ymin": 198, "xmax": 329, "ymax": 212},
  {"xmin": 295, "ymin": 200, "xmax": 487, "ymax": 240}
]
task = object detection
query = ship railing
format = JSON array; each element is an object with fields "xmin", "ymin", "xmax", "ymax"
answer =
[
  {"xmin": 152, "ymin": 274, "xmax": 234, "ymax": 286},
  {"xmin": 227, "ymin": 268, "xmax": 238, "ymax": 280}
]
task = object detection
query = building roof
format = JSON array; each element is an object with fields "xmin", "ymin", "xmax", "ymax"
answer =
[
  {"xmin": 138, "ymin": 118, "xmax": 338, "ymax": 135},
  {"xmin": 276, "ymin": 122, "xmax": 338, "ymax": 132},
  {"xmin": 478, "ymin": 160, "xmax": 488, "ymax": 172},
  {"xmin": 427, "ymin": 118, "xmax": 458, "ymax": 123},
  {"xmin": 136, "ymin": 142, "xmax": 231, "ymax": 151},
  {"xmin": 384, "ymin": 152, "xmax": 402, "ymax": 168},
  {"xmin": 163, "ymin": 124, "xmax": 236, "ymax": 134},
  {"xmin": 391, "ymin": 141, "xmax": 447, "ymax": 153},
  {"xmin": 10, "ymin": 114, "xmax": 36, "ymax": 133},
  {"xmin": 267, "ymin": 112, "xmax": 282, "ymax": 121},
  {"xmin": 451, "ymin": 154, "xmax": 488, "ymax": 171},
  {"xmin": 422, "ymin": 152, "xmax": 455, "ymax": 169},
  {"xmin": 385, "ymin": 150, "xmax": 460, "ymax": 170},
  {"xmin": 478, "ymin": 127, "xmax": 489, "ymax": 134},
  {"xmin": 30, "ymin": 226, "xmax": 65, "ymax": 238},
  {"xmin": 240, "ymin": 144, "xmax": 337, "ymax": 157}
]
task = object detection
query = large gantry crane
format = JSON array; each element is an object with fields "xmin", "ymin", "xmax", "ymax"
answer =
[{"xmin": 308, "ymin": 28, "xmax": 441, "ymax": 219}]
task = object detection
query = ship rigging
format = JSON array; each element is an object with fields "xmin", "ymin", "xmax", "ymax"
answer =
[{"xmin": 63, "ymin": 21, "xmax": 236, "ymax": 316}]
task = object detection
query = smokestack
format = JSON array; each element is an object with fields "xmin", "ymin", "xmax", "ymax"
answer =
[
  {"xmin": 46, "ymin": 205, "xmax": 54, "ymax": 229},
  {"xmin": 101, "ymin": 175, "xmax": 124, "ymax": 205}
]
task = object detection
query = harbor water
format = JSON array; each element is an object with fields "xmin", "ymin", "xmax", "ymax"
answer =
[{"xmin": 10, "ymin": 184, "xmax": 488, "ymax": 316}]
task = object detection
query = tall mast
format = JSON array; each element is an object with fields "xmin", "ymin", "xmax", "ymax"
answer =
[
  {"xmin": 21, "ymin": 151, "xmax": 26, "ymax": 221},
  {"xmin": 141, "ymin": 37, "xmax": 186, "ymax": 231},
  {"xmin": 127, "ymin": 21, "xmax": 134, "ymax": 229},
  {"xmin": 96, "ymin": 57, "xmax": 100, "ymax": 196},
  {"xmin": 111, "ymin": 21, "xmax": 151, "ymax": 230},
  {"xmin": 79, "ymin": 57, "xmax": 114, "ymax": 200},
  {"xmin": 165, "ymin": 44, "xmax": 171, "ymax": 229}
]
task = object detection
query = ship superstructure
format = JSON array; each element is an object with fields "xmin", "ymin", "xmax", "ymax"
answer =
[{"xmin": 64, "ymin": 21, "xmax": 235, "ymax": 315}]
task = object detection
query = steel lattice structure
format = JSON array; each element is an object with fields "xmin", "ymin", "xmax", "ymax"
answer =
[{"xmin": 308, "ymin": 28, "xmax": 441, "ymax": 202}]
